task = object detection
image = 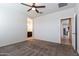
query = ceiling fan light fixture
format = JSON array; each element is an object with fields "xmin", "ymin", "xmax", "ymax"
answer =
[
  {"xmin": 32, "ymin": 7, "xmax": 35, "ymax": 10},
  {"xmin": 21, "ymin": 3, "xmax": 45, "ymax": 13}
]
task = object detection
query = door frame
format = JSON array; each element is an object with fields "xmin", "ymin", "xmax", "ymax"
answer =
[{"xmin": 75, "ymin": 14, "xmax": 77, "ymax": 51}]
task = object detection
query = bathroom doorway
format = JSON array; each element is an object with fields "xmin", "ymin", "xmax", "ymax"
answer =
[{"xmin": 60, "ymin": 18, "xmax": 72, "ymax": 45}]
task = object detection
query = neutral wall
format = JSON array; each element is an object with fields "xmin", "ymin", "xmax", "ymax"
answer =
[
  {"xmin": 0, "ymin": 4, "xmax": 27, "ymax": 47},
  {"xmin": 33, "ymin": 8, "xmax": 75, "ymax": 49}
]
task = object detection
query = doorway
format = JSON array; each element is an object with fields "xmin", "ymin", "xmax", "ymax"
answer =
[
  {"xmin": 27, "ymin": 18, "xmax": 33, "ymax": 38},
  {"xmin": 60, "ymin": 18, "xmax": 72, "ymax": 45}
]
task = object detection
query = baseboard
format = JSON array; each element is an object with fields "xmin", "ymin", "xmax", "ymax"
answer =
[{"xmin": 0, "ymin": 40, "xmax": 26, "ymax": 48}]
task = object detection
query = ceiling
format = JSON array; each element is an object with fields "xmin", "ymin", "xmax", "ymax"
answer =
[
  {"xmin": 20, "ymin": 3, "xmax": 76, "ymax": 18},
  {"xmin": 0, "ymin": 3, "xmax": 76, "ymax": 18}
]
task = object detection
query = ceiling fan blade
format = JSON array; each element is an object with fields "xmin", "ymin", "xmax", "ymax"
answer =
[
  {"xmin": 35, "ymin": 6, "xmax": 45, "ymax": 8},
  {"xmin": 21, "ymin": 3, "xmax": 32, "ymax": 7},
  {"xmin": 35, "ymin": 9, "xmax": 39, "ymax": 13},
  {"xmin": 27, "ymin": 8, "xmax": 32, "ymax": 11}
]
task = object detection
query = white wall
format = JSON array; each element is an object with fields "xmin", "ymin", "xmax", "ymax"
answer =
[
  {"xmin": 33, "ymin": 8, "xmax": 75, "ymax": 48},
  {"xmin": 0, "ymin": 4, "xmax": 27, "ymax": 47}
]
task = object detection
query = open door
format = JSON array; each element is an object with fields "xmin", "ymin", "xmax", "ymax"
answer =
[{"xmin": 60, "ymin": 18, "xmax": 72, "ymax": 45}]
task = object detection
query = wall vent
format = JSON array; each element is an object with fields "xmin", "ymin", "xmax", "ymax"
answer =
[{"xmin": 58, "ymin": 3, "xmax": 68, "ymax": 8}]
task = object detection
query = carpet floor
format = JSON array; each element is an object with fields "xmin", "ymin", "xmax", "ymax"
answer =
[{"xmin": 0, "ymin": 39, "xmax": 78, "ymax": 56}]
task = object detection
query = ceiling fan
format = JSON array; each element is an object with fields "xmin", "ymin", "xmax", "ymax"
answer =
[{"xmin": 21, "ymin": 3, "xmax": 46, "ymax": 13}]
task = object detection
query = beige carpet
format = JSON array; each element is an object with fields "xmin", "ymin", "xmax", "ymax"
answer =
[{"xmin": 0, "ymin": 39, "xmax": 78, "ymax": 56}]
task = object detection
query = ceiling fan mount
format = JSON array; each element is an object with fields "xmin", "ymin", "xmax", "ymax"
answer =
[{"xmin": 21, "ymin": 3, "xmax": 46, "ymax": 13}]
